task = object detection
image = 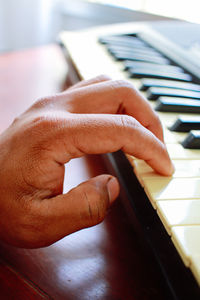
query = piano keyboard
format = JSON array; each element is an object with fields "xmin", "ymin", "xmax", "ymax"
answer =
[{"xmin": 60, "ymin": 21, "xmax": 200, "ymax": 299}]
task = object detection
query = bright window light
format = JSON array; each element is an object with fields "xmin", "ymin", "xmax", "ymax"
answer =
[{"xmin": 88, "ymin": 0, "xmax": 200, "ymax": 24}]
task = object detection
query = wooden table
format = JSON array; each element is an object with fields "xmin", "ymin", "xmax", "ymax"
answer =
[{"xmin": 0, "ymin": 45, "xmax": 168, "ymax": 300}]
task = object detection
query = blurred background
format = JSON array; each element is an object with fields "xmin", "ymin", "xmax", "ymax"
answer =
[{"xmin": 0, "ymin": 0, "xmax": 200, "ymax": 53}]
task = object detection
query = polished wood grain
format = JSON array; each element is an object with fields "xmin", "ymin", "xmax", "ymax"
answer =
[
  {"xmin": 0, "ymin": 45, "xmax": 168, "ymax": 300},
  {"xmin": 0, "ymin": 259, "xmax": 49, "ymax": 299}
]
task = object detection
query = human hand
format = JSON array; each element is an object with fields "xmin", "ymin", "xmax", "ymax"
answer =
[{"xmin": 0, "ymin": 75, "xmax": 173, "ymax": 248}]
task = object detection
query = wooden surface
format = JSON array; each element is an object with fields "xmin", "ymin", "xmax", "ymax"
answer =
[{"xmin": 0, "ymin": 45, "xmax": 168, "ymax": 300}]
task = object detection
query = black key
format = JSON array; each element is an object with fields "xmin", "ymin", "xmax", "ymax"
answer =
[
  {"xmin": 147, "ymin": 87, "xmax": 200, "ymax": 100},
  {"xmin": 170, "ymin": 116, "xmax": 200, "ymax": 132},
  {"xmin": 106, "ymin": 44, "xmax": 157, "ymax": 53},
  {"xmin": 155, "ymin": 97, "xmax": 200, "ymax": 113},
  {"xmin": 129, "ymin": 69, "xmax": 192, "ymax": 81},
  {"xmin": 109, "ymin": 48, "xmax": 161, "ymax": 58},
  {"xmin": 181, "ymin": 131, "xmax": 200, "ymax": 149},
  {"xmin": 114, "ymin": 53, "xmax": 169, "ymax": 64},
  {"xmin": 99, "ymin": 36, "xmax": 145, "ymax": 47},
  {"xmin": 124, "ymin": 61, "xmax": 182, "ymax": 72},
  {"xmin": 140, "ymin": 79, "xmax": 200, "ymax": 92}
]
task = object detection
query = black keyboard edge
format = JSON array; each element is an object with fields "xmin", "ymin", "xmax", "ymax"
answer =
[{"xmin": 102, "ymin": 151, "xmax": 200, "ymax": 300}]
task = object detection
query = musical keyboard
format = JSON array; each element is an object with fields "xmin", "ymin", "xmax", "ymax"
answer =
[{"xmin": 60, "ymin": 20, "xmax": 200, "ymax": 299}]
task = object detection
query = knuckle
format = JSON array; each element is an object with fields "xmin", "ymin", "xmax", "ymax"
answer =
[
  {"xmin": 32, "ymin": 115, "xmax": 53, "ymax": 128},
  {"xmin": 17, "ymin": 117, "xmax": 51, "ymax": 148},
  {"xmin": 9, "ymin": 114, "xmax": 58, "ymax": 150},
  {"xmin": 11, "ymin": 116, "xmax": 21, "ymax": 125},
  {"xmin": 113, "ymin": 79, "xmax": 135, "ymax": 93},
  {"xmin": 96, "ymin": 74, "xmax": 112, "ymax": 82},
  {"xmin": 31, "ymin": 96, "xmax": 53, "ymax": 110},
  {"xmin": 27, "ymin": 115, "xmax": 58, "ymax": 138},
  {"xmin": 119, "ymin": 114, "xmax": 138, "ymax": 130},
  {"xmin": 109, "ymin": 80, "xmax": 137, "ymax": 102}
]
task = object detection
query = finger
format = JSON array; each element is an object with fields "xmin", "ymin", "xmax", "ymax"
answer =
[
  {"xmin": 29, "ymin": 175, "xmax": 119, "ymax": 247},
  {"xmin": 45, "ymin": 113, "xmax": 173, "ymax": 176},
  {"xmin": 67, "ymin": 74, "xmax": 111, "ymax": 91},
  {"xmin": 59, "ymin": 80, "xmax": 164, "ymax": 142}
]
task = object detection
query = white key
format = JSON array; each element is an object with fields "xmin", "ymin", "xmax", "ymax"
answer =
[
  {"xmin": 167, "ymin": 144, "xmax": 200, "ymax": 159},
  {"xmin": 133, "ymin": 159, "xmax": 200, "ymax": 178},
  {"xmin": 164, "ymin": 129, "xmax": 186, "ymax": 143},
  {"xmin": 171, "ymin": 226, "xmax": 200, "ymax": 267},
  {"xmin": 143, "ymin": 177, "xmax": 200, "ymax": 207},
  {"xmin": 157, "ymin": 199, "xmax": 200, "ymax": 234}
]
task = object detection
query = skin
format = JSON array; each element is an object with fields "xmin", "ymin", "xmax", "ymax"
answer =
[{"xmin": 0, "ymin": 75, "xmax": 174, "ymax": 248}]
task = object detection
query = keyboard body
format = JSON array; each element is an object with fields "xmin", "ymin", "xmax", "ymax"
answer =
[{"xmin": 60, "ymin": 20, "xmax": 200, "ymax": 300}]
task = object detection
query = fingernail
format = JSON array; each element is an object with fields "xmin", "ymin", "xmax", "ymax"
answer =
[
  {"xmin": 107, "ymin": 177, "xmax": 120, "ymax": 204},
  {"xmin": 170, "ymin": 161, "xmax": 175, "ymax": 175},
  {"xmin": 164, "ymin": 159, "xmax": 175, "ymax": 176}
]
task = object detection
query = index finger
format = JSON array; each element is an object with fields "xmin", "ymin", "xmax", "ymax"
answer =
[{"xmin": 44, "ymin": 113, "xmax": 173, "ymax": 176}]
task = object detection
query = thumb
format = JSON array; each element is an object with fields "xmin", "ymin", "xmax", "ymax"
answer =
[
  {"xmin": 66, "ymin": 174, "xmax": 119, "ymax": 228},
  {"xmin": 37, "ymin": 175, "xmax": 119, "ymax": 246}
]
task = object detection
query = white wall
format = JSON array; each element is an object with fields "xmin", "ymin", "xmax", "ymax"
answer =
[
  {"xmin": 0, "ymin": 0, "xmax": 172, "ymax": 53},
  {"xmin": 0, "ymin": 0, "xmax": 60, "ymax": 52},
  {"xmin": 92, "ymin": 0, "xmax": 200, "ymax": 23}
]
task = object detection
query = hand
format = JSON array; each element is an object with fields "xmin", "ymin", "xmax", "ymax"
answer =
[{"xmin": 0, "ymin": 75, "xmax": 173, "ymax": 248}]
